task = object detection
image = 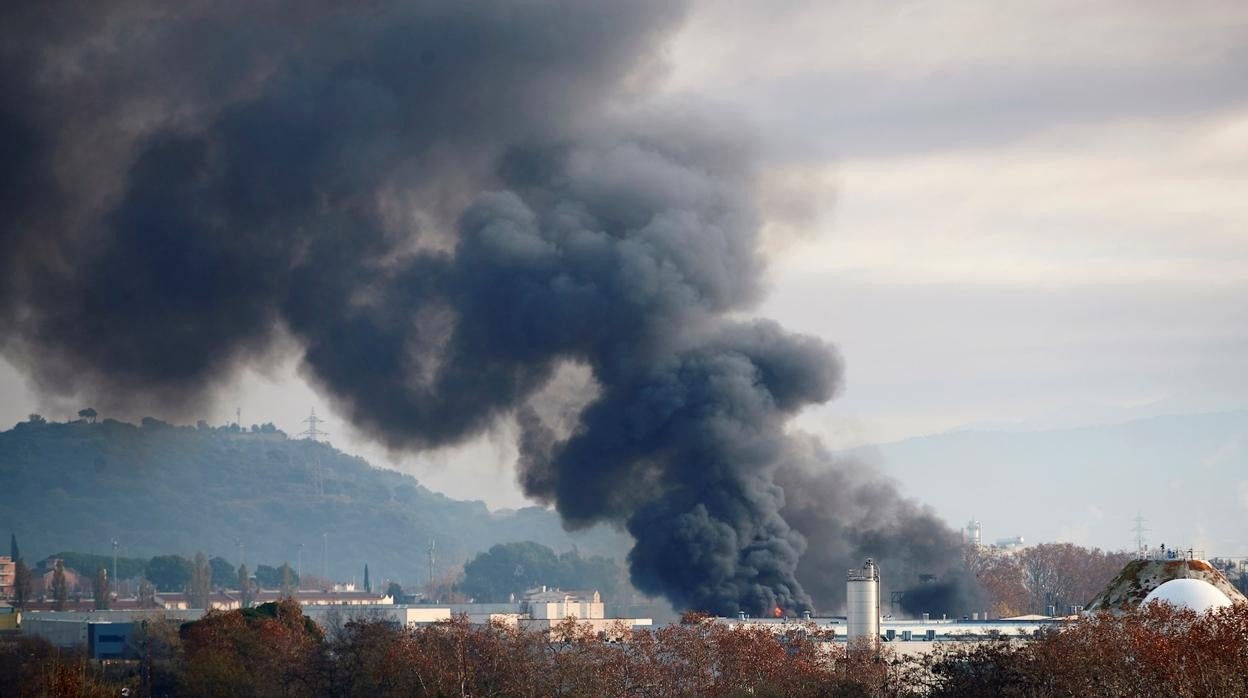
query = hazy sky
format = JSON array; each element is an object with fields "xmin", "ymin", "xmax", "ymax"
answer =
[{"xmin": 3, "ymin": 1, "xmax": 1245, "ymax": 547}]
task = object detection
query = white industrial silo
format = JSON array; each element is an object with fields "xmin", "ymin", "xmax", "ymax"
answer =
[{"xmin": 846, "ymin": 558, "xmax": 880, "ymax": 647}]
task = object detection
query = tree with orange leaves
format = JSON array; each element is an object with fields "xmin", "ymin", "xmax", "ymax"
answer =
[{"xmin": 180, "ymin": 599, "xmax": 323, "ymax": 696}]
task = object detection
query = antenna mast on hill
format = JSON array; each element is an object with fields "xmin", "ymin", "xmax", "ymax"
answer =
[
  {"xmin": 1132, "ymin": 512, "xmax": 1150, "ymax": 556},
  {"xmin": 297, "ymin": 408, "xmax": 328, "ymax": 441}
]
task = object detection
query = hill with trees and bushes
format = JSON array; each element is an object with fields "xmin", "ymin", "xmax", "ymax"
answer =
[
  {"xmin": 460, "ymin": 541, "xmax": 621, "ymax": 602},
  {"xmin": 0, "ymin": 416, "xmax": 629, "ymax": 588}
]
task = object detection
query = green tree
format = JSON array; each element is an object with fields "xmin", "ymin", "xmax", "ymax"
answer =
[
  {"xmin": 51, "ymin": 560, "xmax": 69, "ymax": 610},
  {"xmin": 556, "ymin": 548, "xmax": 620, "ymax": 599},
  {"xmin": 364, "ymin": 563, "xmax": 370, "ymax": 592},
  {"xmin": 209, "ymin": 556, "xmax": 235, "ymax": 588},
  {"xmin": 255, "ymin": 564, "xmax": 290, "ymax": 589},
  {"xmin": 386, "ymin": 581, "xmax": 403, "ymax": 602},
  {"xmin": 51, "ymin": 551, "xmax": 147, "ymax": 581},
  {"xmin": 461, "ymin": 541, "xmax": 621, "ymax": 602},
  {"xmin": 13, "ymin": 560, "xmax": 32, "ymax": 609},
  {"xmin": 189, "ymin": 552, "xmax": 212, "ymax": 609},
  {"xmin": 77, "ymin": 407, "xmax": 98, "ymax": 423},
  {"xmin": 9, "ymin": 532, "xmax": 18, "ymax": 562},
  {"xmin": 93, "ymin": 567, "xmax": 110, "ymax": 610},
  {"xmin": 254, "ymin": 562, "xmax": 299, "ymax": 592},
  {"xmin": 145, "ymin": 554, "xmax": 193, "ymax": 592}
]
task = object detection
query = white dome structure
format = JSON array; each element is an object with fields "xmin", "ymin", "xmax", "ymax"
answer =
[{"xmin": 1142, "ymin": 578, "xmax": 1233, "ymax": 613}]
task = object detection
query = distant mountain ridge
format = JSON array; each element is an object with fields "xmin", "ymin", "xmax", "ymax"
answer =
[
  {"xmin": 0, "ymin": 417, "xmax": 629, "ymax": 585},
  {"xmin": 845, "ymin": 409, "xmax": 1248, "ymax": 553}
]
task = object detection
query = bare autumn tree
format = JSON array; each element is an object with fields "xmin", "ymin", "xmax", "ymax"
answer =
[
  {"xmin": 0, "ymin": 636, "xmax": 126, "ymax": 695},
  {"xmin": 12, "ymin": 560, "xmax": 32, "ymax": 609},
  {"xmin": 279, "ymin": 563, "xmax": 294, "ymax": 600},
  {"xmin": 189, "ymin": 552, "xmax": 212, "ymax": 609},
  {"xmin": 1017, "ymin": 543, "xmax": 1134, "ymax": 613},
  {"xmin": 137, "ymin": 579, "xmax": 157, "ymax": 609},
  {"xmin": 6, "ymin": 594, "xmax": 1245, "ymax": 696},
  {"xmin": 130, "ymin": 616, "xmax": 185, "ymax": 696},
  {"xmin": 964, "ymin": 546, "xmax": 1030, "ymax": 617},
  {"xmin": 909, "ymin": 603, "xmax": 1248, "ymax": 697},
  {"xmin": 181, "ymin": 599, "xmax": 324, "ymax": 696},
  {"xmin": 92, "ymin": 567, "xmax": 110, "ymax": 610},
  {"xmin": 51, "ymin": 560, "xmax": 68, "ymax": 611},
  {"xmin": 237, "ymin": 564, "xmax": 253, "ymax": 609}
]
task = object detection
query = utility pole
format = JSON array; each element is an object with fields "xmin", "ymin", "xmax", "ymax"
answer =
[
  {"xmin": 235, "ymin": 538, "xmax": 245, "ymax": 568},
  {"xmin": 297, "ymin": 543, "xmax": 304, "ymax": 590},
  {"xmin": 322, "ymin": 532, "xmax": 328, "ymax": 587},
  {"xmin": 112, "ymin": 539, "xmax": 119, "ymax": 599}
]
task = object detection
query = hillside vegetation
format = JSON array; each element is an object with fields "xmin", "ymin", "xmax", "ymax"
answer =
[{"xmin": 0, "ymin": 416, "xmax": 628, "ymax": 586}]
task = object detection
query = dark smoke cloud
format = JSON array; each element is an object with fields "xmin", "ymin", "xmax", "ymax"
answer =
[
  {"xmin": 776, "ymin": 443, "xmax": 982, "ymax": 617},
  {"xmin": 520, "ymin": 322, "xmax": 841, "ymax": 614},
  {"xmin": 1, "ymin": 0, "xmax": 681, "ymax": 411},
  {"xmin": 896, "ymin": 576, "xmax": 984, "ymax": 619},
  {"xmin": 1, "ymin": 0, "xmax": 966, "ymax": 615}
]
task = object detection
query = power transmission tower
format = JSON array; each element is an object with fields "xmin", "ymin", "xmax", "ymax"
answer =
[
  {"xmin": 1132, "ymin": 512, "xmax": 1150, "ymax": 556},
  {"xmin": 297, "ymin": 408, "xmax": 328, "ymax": 441}
]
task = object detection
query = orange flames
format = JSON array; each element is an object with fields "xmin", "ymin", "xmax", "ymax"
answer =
[{"xmin": 773, "ymin": 606, "xmax": 783, "ymax": 618}]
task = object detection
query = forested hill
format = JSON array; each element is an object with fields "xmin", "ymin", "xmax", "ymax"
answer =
[{"xmin": 0, "ymin": 416, "xmax": 628, "ymax": 585}]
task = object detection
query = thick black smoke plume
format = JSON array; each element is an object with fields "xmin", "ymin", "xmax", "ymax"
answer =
[
  {"xmin": 776, "ymin": 444, "xmax": 982, "ymax": 617},
  {"xmin": 1, "ymin": 1, "xmax": 969, "ymax": 615}
]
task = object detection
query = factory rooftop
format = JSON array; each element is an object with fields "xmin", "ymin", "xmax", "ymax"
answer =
[{"xmin": 716, "ymin": 614, "xmax": 1064, "ymax": 642}]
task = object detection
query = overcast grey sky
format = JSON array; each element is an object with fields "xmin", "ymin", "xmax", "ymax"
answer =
[{"xmin": 3, "ymin": 0, "xmax": 1245, "ymax": 549}]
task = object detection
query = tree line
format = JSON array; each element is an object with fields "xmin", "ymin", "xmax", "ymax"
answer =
[
  {"xmin": 1, "ymin": 600, "xmax": 1245, "ymax": 696},
  {"xmin": 963, "ymin": 542, "xmax": 1136, "ymax": 616},
  {"xmin": 6, "ymin": 534, "xmax": 307, "ymax": 611},
  {"xmin": 12, "ymin": 537, "xmax": 620, "ymax": 612}
]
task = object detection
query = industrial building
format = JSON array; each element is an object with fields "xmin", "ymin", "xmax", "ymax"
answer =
[
  {"xmin": 0, "ymin": 556, "xmax": 13, "ymax": 598},
  {"xmin": 16, "ymin": 586, "xmax": 651, "ymax": 655},
  {"xmin": 719, "ymin": 553, "xmax": 1247, "ymax": 657},
  {"xmin": 718, "ymin": 557, "xmax": 1064, "ymax": 655},
  {"xmin": 20, "ymin": 617, "xmax": 134, "ymax": 659}
]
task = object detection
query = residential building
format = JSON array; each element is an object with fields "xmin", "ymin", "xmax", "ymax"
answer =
[{"xmin": 0, "ymin": 556, "xmax": 13, "ymax": 598}]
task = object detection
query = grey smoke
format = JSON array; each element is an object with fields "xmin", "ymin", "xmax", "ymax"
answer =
[
  {"xmin": 0, "ymin": 0, "xmax": 970, "ymax": 615},
  {"xmin": 776, "ymin": 444, "xmax": 980, "ymax": 616}
]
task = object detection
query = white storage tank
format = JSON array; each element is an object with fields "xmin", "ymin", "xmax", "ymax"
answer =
[{"xmin": 846, "ymin": 558, "xmax": 880, "ymax": 647}]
